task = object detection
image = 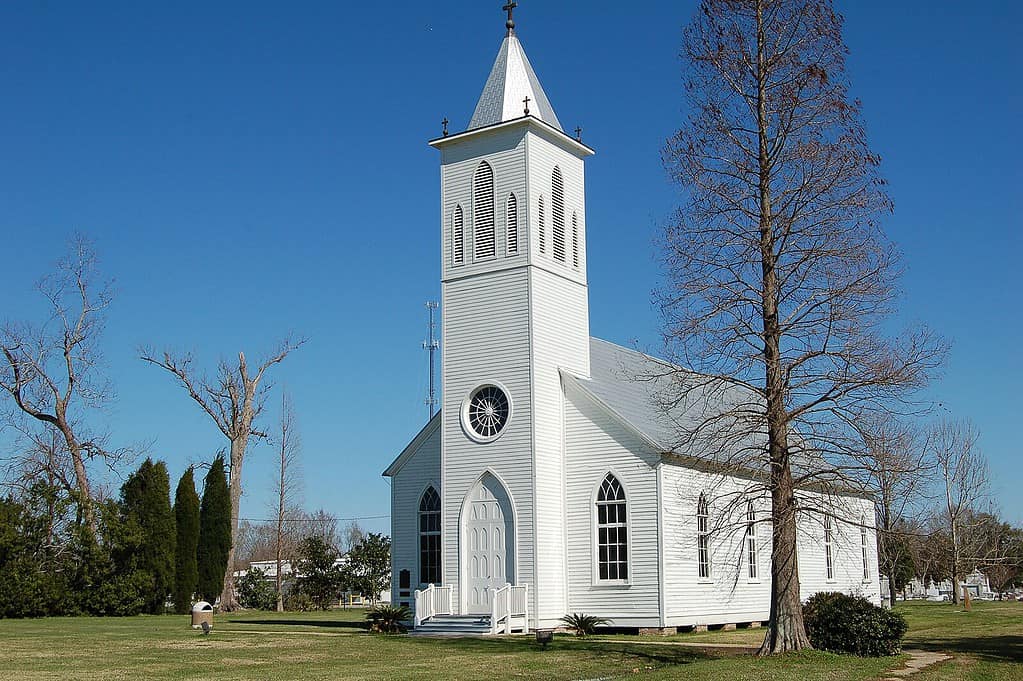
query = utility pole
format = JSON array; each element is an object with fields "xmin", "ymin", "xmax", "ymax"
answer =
[{"xmin": 423, "ymin": 301, "xmax": 439, "ymax": 419}]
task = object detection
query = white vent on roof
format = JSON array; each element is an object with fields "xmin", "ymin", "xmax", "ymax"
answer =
[
  {"xmin": 552, "ymin": 166, "xmax": 565, "ymax": 263},
  {"xmin": 473, "ymin": 162, "xmax": 496, "ymax": 260},
  {"xmin": 506, "ymin": 193, "xmax": 518, "ymax": 255},
  {"xmin": 452, "ymin": 204, "xmax": 465, "ymax": 266}
]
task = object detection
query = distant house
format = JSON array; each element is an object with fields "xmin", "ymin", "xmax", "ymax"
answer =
[{"xmin": 234, "ymin": 557, "xmax": 390, "ymax": 606}]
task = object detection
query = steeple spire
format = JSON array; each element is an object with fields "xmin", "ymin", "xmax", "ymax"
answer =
[{"xmin": 467, "ymin": 4, "xmax": 563, "ymax": 132}]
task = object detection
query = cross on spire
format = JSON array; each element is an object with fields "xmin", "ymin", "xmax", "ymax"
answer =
[
  {"xmin": 503, "ymin": 1, "xmax": 517, "ymax": 35},
  {"xmin": 523, "ymin": 96, "xmax": 531, "ymax": 116}
]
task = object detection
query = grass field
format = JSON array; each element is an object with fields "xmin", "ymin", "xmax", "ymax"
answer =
[{"xmin": 0, "ymin": 601, "xmax": 1019, "ymax": 680}]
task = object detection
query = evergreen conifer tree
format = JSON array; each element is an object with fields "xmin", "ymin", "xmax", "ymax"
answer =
[
  {"xmin": 120, "ymin": 458, "xmax": 176, "ymax": 614},
  {"xmin": 172, "ymin": 467, "xmax": 200, "ymax": 614},
  {"xmin": 198, "ymin": 455, "xmax": 232, "ymax": 602}
]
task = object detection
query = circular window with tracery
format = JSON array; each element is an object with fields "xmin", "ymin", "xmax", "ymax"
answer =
[{"xmin": 462, "ymin": 384, "xmax": 511, "ymax": 442}]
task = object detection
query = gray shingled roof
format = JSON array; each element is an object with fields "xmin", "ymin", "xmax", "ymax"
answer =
[
  {"xmin": 569, "ymin": 337, "xmax": 767, "ymax": 459},
  {"xmin": 468, "ymin": 35, "xmax": 562, "ymax": 132}
]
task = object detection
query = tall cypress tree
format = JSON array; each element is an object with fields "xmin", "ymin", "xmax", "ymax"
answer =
[
  {"xmin": 198, "ymin": 455, "xmax": 232, "ymax": 603},
  {"xmin": 172, "ymin": 467, "xmax": 200, "ymax": 614},
  {"xmin": 121, "ymin": 458, "xmax": 176, "ymax": 614}
]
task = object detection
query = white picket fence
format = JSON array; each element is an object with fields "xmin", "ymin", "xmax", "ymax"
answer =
[
  {"xmin": 490, "ymin": 583, "xmax": 529, "ymax": 634},
  {"xmin": 413, "ymin": 583, "xmax": 452, "ymax": 627}
]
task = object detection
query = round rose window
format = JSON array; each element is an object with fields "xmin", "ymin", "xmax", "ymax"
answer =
[{"xmin": 464, "ymin": 385, "xmax": 510, "ymax": 440}]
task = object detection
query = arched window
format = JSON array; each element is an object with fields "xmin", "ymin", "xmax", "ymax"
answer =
[
  {"xmin": 571, "ymin": 212, "xmax": 579, "ymax": 268},
  {"xmin": 697, "ymin": 494, "xmax": 710, "ymax": 579},
  {"xmin": 824, "ymin": 515, "xmax": 835, "ymax": 580},
  {"xmin": 473, "ymin": 162, "xmax": 495, "ymax": 259},
  {"xmin": 538, "ymin": 195, "xmax": 546, "ymax": 254},
  {"xmin": 419, "ymin": 487, "xmax": 441, "ymax": 585},
  {"xmin": 452, "ymin": 205, "xmax": 465, "ymax": 266},
  {"xmin": 596, "ymin": 473, "xmax": 627, "ymax": 581},
  {"xmin": 746, "ymin": 501, "xmax": 758, "ymax": 580},
  {"xmin": 551, "ymin": 166, "xmax": 566, "ymax": 262},
  {"xmin": 861, "ymin": 516, "xmax": 870, "ymax": 581},
  {"xmin": 506, "ymin": 193, "xmax": 518, "ymax": 255}
]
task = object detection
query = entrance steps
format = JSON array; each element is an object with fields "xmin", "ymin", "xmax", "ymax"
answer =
[{"xmin": 410, "ymin": 614, "xmax": 493, "ymax": 637}]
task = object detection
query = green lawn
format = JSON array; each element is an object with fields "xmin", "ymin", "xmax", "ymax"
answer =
[{"xmin": 0, "ymin": 602, "xmax": 1019, "ymax": 680}]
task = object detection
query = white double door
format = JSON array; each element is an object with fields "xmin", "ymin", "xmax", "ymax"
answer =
[{"xmin": 464, "ymin": 476, "xmax": 513, "ymax": 614}]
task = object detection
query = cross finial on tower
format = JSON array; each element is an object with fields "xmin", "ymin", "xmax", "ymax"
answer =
[
  {"xmin": 523, "ymin": 95, "xmax": 531, "ymax": 116},
  {"xmin": 503, "ymin": 1, "xmax": 518, "ymax": 35},
  {"xmin": 575, "ymin": 126, "xmax": 582, "ymax": 142},
  {"xmin": 442, "ymin": 118, "xmax": 449, "ymax": 136}
]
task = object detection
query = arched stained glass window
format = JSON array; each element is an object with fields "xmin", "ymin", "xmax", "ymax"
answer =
[
  {"xmin": 473, "ymin": 162, "xmax": 495, "ymax": 259},
  {"xmin": 824, "ymin": 514, "xmax": 835, "ymax": 580},
  {"xmin": 746, "ymin": 501, "xmax": 758, "ymax": 580},
  {"xmin": 596, "ymin": 473, "xmax": 627, "ymax": 581},
  {"xmin": 419, "ymin": 487, "xmax": 441, "ymax": 585}
]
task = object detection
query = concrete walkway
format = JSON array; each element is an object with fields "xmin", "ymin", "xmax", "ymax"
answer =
[{"xmin": 883, "ymin": 649, "xmax": 951, "ymax": 679}]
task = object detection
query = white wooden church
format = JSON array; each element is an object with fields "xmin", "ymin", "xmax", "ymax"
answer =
[{"xmin": 384, "ymin": 8, "xmax": 881, "ymax": 634}]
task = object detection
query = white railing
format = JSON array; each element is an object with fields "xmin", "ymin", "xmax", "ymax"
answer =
[
  {"xmin": 490, "ymin": 583, "xmax": 529, "ymax": 635},
  {"xmin": 413, "ymin": 583, "xmax": 452, "ymax": 627}
]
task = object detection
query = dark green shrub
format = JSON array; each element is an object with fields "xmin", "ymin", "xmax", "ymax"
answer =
[
  {"xmin": 559, "ymin": 613, "xmax": 611, "ymax": 636},
  {"xmin": 237, "ymin": 568, "xmax": 278, "ymax": 610},
  {"xmin": 803, "ymin": 592, "xmax": 907, "ymax": 656},
  {"xmin": 366, "ymin": 604, "xmax": 411, "ymax": 633}
]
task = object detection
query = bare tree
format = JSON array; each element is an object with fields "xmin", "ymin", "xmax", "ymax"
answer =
[
  {"xmin": 857, "ymin": 419, "xmax": 932, "ymax": 605},
  {"xmin": 340, "ymin": 520, "xmax": 366, "ymax": 555},
  {"xmin": 1, "ymin": 236, "xmax": 127, "ymax": 533},
  {"xmin": 273, "ymin": 390, "xmax": 303, "ymax": 611},
  {"xmin": 659, "ymin": 0, "xmax": 945, "ymax": 653},
  {"xmin": 140, "ymin": 336, "xmax": 304, "ymax": 610},
  {"xmin": 927, "ymin": 418, "xmax": 989, "ymax": 604}
]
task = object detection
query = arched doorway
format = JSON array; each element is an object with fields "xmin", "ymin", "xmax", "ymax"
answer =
[{"xmin": 462, "ymin": 473, "xmax": 515, "ymax": 615}]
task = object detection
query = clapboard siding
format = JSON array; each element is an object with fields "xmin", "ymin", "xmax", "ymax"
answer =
[
  {"xmin": 390, "ymin": 421, "xmax": 441, "ymax": 608},
  {"xmin": 525, "ymin": 133, "xmax": 586, "ymax": 285},
  {"xmin": 441, "ymin": 267, "xmax": 535, "ymax": 612},
  {"xmin": 660, "ymin": 466, "xmax": 772, "ymax": 625},
  {"xmin": 529, "ymin": 267, "xmax": 590, "ymax": 624},
  {"xmin": 564, "ymin": 380, "xmax": 661, "ymax": 625},
  {"xmin": 441, "ymin": 127, "xmax": 528, "ymax": 280},
  {"xmin": 796, "ymin": 493, "xmax": 881, "ymax": 605}
]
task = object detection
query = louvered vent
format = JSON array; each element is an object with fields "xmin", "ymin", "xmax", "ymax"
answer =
[
  {"xmin": 572, "ymin": 212, "xmax": 579, "ymax": 268},
  {"xmin": 506, "ymin": 193, "xmax": 518, "ymax": 255},
  {"xmin": 552, "ymin": 166, "xmax": 566, "ymax": 263},
  {"xmin": 452, "ymin": 205, "xmax": 465, "ymax": 265},
  {"xmin": 538, "ymin": 195, "xmax": 546, "ymax": 254},
  {"xmin": 473, "ymin": 162, "xmax": 496, "ymax": 259}
]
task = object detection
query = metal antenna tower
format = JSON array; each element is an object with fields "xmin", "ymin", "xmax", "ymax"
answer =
[{"xmin": 423, "ymin": 301, "xmax": 439, "ymax": 418}]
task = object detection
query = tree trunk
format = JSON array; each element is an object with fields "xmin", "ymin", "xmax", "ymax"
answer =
[
  {"xmin": 59, "ymin": 418, "xmax": 96, "ymax": 534},
  {"xmin": 950, "ymin": 520, "xmax": 960, "ymax": 604},
  {"xmin": 276, "ymin": 467, "xmax": 285, "ymax": 613},
  {"xmin": 219, "ymin": 433, "xmax": 248, "ymax": 611},
  {"xmin": 888, "ymin": 574, "xmax": 898, "ymax": 608}
]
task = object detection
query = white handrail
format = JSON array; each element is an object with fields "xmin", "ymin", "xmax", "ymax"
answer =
[
  {"xmin": 414, "ymin": 583, "xmax": 452, "ymax": 628},
  {"xmin": 490, "ymin": 583, "xmax": 529, "ymax": 634}
]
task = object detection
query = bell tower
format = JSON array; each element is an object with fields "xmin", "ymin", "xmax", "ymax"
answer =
[{"xmin": 430, "ymin": 4, "xmax": 594, "ymax": 627}]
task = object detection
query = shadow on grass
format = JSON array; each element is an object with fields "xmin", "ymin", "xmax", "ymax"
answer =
[
  {"xmin": 421, "ymin": 635, "xmax": 720, "ymax": 666},
  {"xmin": 907, "ymin": 635, "xmax": 1023, "ymax": 664},
  {"xmin": 229, "ymin": 618, "xmax": 370, "ymax": 631}
]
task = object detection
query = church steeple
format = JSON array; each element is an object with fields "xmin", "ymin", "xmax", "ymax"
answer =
[{"xmin": 467, "ymin": 8, "xmax": 562, "ymax": 132}]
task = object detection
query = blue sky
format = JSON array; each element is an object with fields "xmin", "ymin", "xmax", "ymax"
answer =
[{"xmin": 1, "ymin": 1, "xmax": 1020, "ymax": 532}]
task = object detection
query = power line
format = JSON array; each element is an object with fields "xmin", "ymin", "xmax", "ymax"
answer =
[{"xmin": 237, "ymin": 514, "xmax": 390, "ymax": 523}]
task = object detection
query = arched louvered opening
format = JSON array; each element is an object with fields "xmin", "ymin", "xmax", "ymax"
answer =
[
  {"xmin": 571, "ymin": 212, "xmax": 579, "ymax": 268},
  {"xmin": 745, "ymin": 501, "xmax": 758, "ymax": 580},
  {"xmin": 506, "ymin": 193, "xmax": 518, "ymax": 255},
  {"xmin": 697, "ymin": 494, "xmax": 710, "ymax": 579},
  {"xmin": 596, "ymin": 473, "xmax": 628, "ymax": 581},
  {"xmin": 473, "ymin": 162, "xmax": 495, "ymax": 259},
  {"xmin": 552, "ymin": 166, "xmax": 566, "ymax": 262},
  {"xmin": 419, "ymin": 487, "xmax": 442, "ymax": 585},
  {"xmin": 538, "ymin": 194, "xmax": 546, "ymax": 254},
  {"xmin": 452, "ymin": 205, "xmax": 465, "ymax": 266}
]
